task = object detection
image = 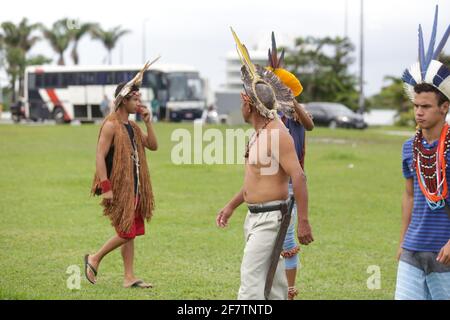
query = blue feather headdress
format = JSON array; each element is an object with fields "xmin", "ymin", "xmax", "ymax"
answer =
[{"xmin": 402, "ymin": 5, "xmax": 450, "ymax": 101}]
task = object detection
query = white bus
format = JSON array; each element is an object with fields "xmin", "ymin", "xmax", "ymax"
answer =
[{"xmin": 24, "ymin": 64, "xmax": 206, "ymax": 123}]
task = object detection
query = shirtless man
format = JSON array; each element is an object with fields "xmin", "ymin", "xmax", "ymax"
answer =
[{"xmin": 216, "ymin": 83, "xmax": 313, "ymax": 300}]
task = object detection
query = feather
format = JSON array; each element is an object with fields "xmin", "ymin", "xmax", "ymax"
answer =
[
  {"xmin": 114, "ymin": 56, "xmax": 161, "ymax": 109},
  {"xmin": 258, "ymin": 65, "xmax": 294, "ymax": 115},
  {"xmin": 403, "ymin": 83, "xmax": 415, "ymax": 102},
  {"xmin": 129, "ymin": 55, "xmax": 161, "ymax": 87},
  {"xmin": 435, "ymin": 63, "xmax": 450, "ymax": 85},
  {"xmin": 418, "ymin": 25, "xmax": 426, "ymax": 80},
  {"xmin": 273, "ymin": 68, "xmax": 303, "ymax": 97},
  {"xmin": 437, "ymin": 75, "xmax": 450, "ymax": 100},
  {"xmin": 271, "ymin": 31, "xmax": 278, "ymax": 67},
  {"xmin": 268, "ymin": 49, "xmax": 273, "ymax": 67},
  {"xmin": 425, "ymin": 60, "xmax": 443, "ymax": 85},
  {"xmin": 433, "ymin": 25, "xmax": 450, "ymax": 60},
  {"xmin": 230, "ymin": 27, "xmax": 256, "ymax": 78},
  {"xmin": 241, "ymin": 66, "xmax": 257, "ymax": 103},
  {"xmin": 268, "ymin": 32, "xmax": 286, "ymax": 68},
  {"xmin": 424, "ymin": 5, "xmax": 439, "ymax": 73},
  {"xmin": 401, "ymin": 68, "xmax": 417, "ymax": 86}
]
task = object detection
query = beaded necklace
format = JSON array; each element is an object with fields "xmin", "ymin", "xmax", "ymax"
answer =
[
  {"xmin": 413, "ymin": 123, "xmax": 450, "ymax": 210},
  {"xmin": 245, "ymin": 118, "xmax": 273, "ymax": 159}
]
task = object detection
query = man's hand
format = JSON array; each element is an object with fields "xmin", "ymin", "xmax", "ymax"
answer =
[
  {"xmin": 102, "ymin": 190, "xmax": 113, "ymax": 201},
  {"xmin": 298, "ymin": 219, "xmax": 314, "ymax": 245},
  {"xmin": 396, "ymin": 246, "xmax": 403, "ymax": 261},
  {"xmin": 216, "ymin": 205, "xmax": 234, "ymax": 228},
  {"xmin": 437, "ymin": 240, "xmax": 450, "ymax": 266},
  {"xmin": 293, "ymin": 105, "xmax": 313, "ymax": 122},
  {"xmin": 140, "ymin": 105, "xmax": 152, "ymax": 124}
]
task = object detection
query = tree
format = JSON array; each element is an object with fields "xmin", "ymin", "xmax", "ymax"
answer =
[
  {"xmin": 42, "ymin": 19, "xmax": 71, "ymax": 65},
  {"xmin": 91, "ymin": 25, "xmax": 129, "ymax": 64},
  {"xmin": 368, "ymin": 53, "xmax": 449, "ymax": 127},
  {"xmin": 284, "ymin": 36, "xmax": 359, "ymax": 110},
  {"xmin": 369, "ymin": 76, "xmax": 408, "ymax": 110},
  {"xmin": 438, "ymin": 52, "xmax": 450, "ymax": 68},
  {"xmin": 70, "ymin": 22, "xmax": 96, "ymax": 65},
  {"xmin": 0, "ymin": 18, "xmax": 42, "ymax": 101}
]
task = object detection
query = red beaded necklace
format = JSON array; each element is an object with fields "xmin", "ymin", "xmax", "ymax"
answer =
[{"xmin": 413, "ymin": 123, "xmax": 450, "ymax": 208}]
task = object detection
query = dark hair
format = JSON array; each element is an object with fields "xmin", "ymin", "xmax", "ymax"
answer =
[
  {"xmin": 414, "ymin": 83, "xmax": 449, "ymax": 106},
  {"xmin": 114, "ymin": 82, "xmax": 139, "ymax": 98},
  {"xmin": 114, "ymin": 82, "xmax": 127, "ymax": 98}
]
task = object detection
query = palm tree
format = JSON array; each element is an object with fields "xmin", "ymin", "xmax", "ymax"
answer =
[
  {"xmin": 17, "ymin": 18, "xmax": 41, "ymax": 53},
  {"xmin": 42, "ymin": 19, "xmax": 71, "ymax": 65},
  {"xmin": 70, "ymin": 22, "xmax": 96, "ymax": 65},
  {"xmin": 92, "ymin": 25, "xmax": 129, "ymax": 64},
  {"xmin": 0, "ymin": 23, "xmax": 20, "ymax": 102},
  {"xmin": 3, "ymin": 47, "xmax": 23, "ymax": 103},
  {"xmin": 1, "ymin": 18, "xmax": 42, "ymax": 101}
]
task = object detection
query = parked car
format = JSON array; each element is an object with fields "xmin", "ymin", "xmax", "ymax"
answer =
[{"xmin": 304, "ymin": 102, "xmax": 368, "ymax": 129}]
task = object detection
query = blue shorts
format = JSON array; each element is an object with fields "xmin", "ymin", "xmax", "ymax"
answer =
[
  {"xmin": 283, "ymin": 185, "xmax": 300, "ymax": 270},
  {"xmin": 395, "ymin": 249, "xmax": 450, "ymax": 300}
]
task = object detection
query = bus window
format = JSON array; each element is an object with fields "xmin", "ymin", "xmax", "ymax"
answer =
[
  {"xmin": 79, "ymin": 72, "xmax": 97, "ymax": 85},
  {"xmin": 61, "ymin": 73, "xmax": 77, "ymax": 87},
  {"xmin": 167, "ymin": 72, "xmax": 203, "ymax": 101},
  {"xmin": 114, "ymin": 71, "xmax": 125, "ymax": 83},
  {"xmin": 106, "ymin": 72, "xmax": 115, "ymax": 84},
  {"xmin": 28, "ymin": 73, "xmax": 36, "ymax": 90},
  {"xmin": 44, "ymin": 73, "xmax": 61, "ymax": 88},
  {"xmin": 114, "ymin": 71, "xmax": 132, "ymax": 84},
  {"xmin": 36, "ymin": 73, "xmax": 44, "ymax": 88},
  {"xmin": 97, "ymin": 72, "xmax": 110, "ymax": 85},
  {"xmin": 144, "ymin": 71, "xmax": 159, "ymax": 88},
  {"xmin": 84, "ymin": 72, "xmax": 97, "ymax": 85},
  {"xmin": 187, "ymin": 77, "xmax": 203, "ymax": 100},
  {"xmin": 78, "ymin": 73, "xmax": 86, "ymax": 85}
]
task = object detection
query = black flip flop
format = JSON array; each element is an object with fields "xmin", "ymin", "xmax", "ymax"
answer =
[
  {"xmin": 128, "ymin": 280, "xmax": 153, "ymax": 289},
  {"xmin": 84, "ymin": 254, "xmax": 97, "ymax": 284}
]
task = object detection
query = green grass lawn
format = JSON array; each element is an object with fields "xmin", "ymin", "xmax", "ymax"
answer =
[{"xmin": 0, "ymin": 122, "xmax": 413, "ymax": 299}]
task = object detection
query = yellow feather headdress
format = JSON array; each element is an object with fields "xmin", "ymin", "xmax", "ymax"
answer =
[
  {"xmin": 266, "ymin": 32, "xmax": 303, "ymax": 97},
  {"xmin": 231, "ymin": 28, "xmax": 295, "ymax": 119}
]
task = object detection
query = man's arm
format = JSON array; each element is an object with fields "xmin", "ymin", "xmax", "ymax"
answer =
[
  {"xmin": 293, "ymin": 100, "xmax": 314, "ymax": 131},
  {"xmin": 397, "ymin": 178, "xmax": 413, "ymax": 260},
  {"xmin": 96, "ymin": 121, "xmax": 115, "ymax": 199},
  {"xmin": 276, "ymin": 129, "xmax": 313, "ymax": 245},
  {"xmin": 216, "ymin": 188, "xmax": 245, "ymax": 228},
  {"xmin": 140, "ymin": 107, "xmax": 158, "ymax": 151}
]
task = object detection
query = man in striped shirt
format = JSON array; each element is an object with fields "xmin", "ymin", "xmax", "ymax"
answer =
[{"xmin": 395, "ymin": 83, "xmax": 450, "ymax": 300}]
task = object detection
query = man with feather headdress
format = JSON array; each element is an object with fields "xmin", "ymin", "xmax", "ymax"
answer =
[
  {"xmin": 216, "ymin": 29, "xmax": 313, "ymax": 300},
  {"xmin": 84, "ymin": 58, "xmax": 159, "ymax": 289},
  {"xmin": 395, "ymin": 6, "xmax": 450, "ymax": 300}
]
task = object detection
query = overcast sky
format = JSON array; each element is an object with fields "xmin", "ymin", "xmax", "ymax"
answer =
[{"xmin": 1, "ymin": 0, "xmax": 449, "ymax": 96}]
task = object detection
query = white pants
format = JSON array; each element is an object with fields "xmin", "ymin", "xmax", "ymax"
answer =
[{"xmin": 238, "ymin": 209, "xmax": 288, "ymax": 300}]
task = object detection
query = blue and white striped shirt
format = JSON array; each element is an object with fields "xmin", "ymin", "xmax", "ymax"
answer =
[{"xmin": 402, "ymin": 137, "xmax": 450, "ymax": 252}]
